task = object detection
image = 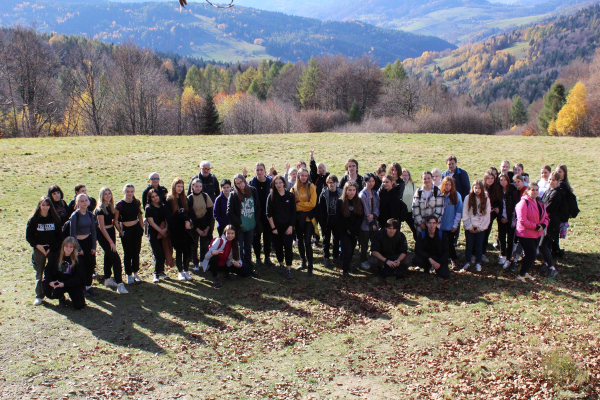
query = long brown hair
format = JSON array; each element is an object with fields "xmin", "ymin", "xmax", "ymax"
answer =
[
  {"xmin": 58, "ymin": 237, "xmax": 78, "ymax": 267},
  {"xmin": 223, "ymin": 224, "xmax": 240, "ymax": 260},
  {"xmin": 387, "ymin": 162, "xmax": 402, "ymax": 181},
  {"xmin": 341, "ymin": 182, "xmax": 363, "ymax": 217},
  {"xmin": 233, "ymin": 173, "xmax": 251, "ymax": 201},
  {"xmin": 440, "ymin": 176, "xmax": 458, "ymax": 205},
  {"xmin": 483, "ymin": 171, "xmax": 503, "ymax": 204},
  {"xmin": 467, "ymin": 180, "xmax": 487, "ymax": 215},
  {"xmin": 167, "ymin": 177, "xmax": 188, "ymax": 212},
  {"xmin": 31, "ymin": 196, "xmax": 61, "ymax": 225}
]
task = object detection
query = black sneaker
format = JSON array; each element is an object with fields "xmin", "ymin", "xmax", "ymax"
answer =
[
  {"xmin": 255, "ymin": 260, "xmax": 263, "ymax": 269},
  {"xmin": 297, "ymin": 259, "xmax": 307, "ymax": 271},
  {"xmin": 307, "ymin": 269, "xmax": 313, "ymax": 277},
  {"xmin": 250, "ymin": 271, "xmax": 260, "ymax": 279},
  {"xmin": 510, "ymin": 261, "xmax": 517, "ymax": 273},
  {"xmin": 323, "ymin": 258, "xmax": 331, "ymax": 268},
  {"xmin": 343, "ymin": 271, "xmax": 350, "ymax": 278},
  {"xmin": 212, "ymin": 278, "xmax": 222, "ymax": 288},
  {"xmin": 286, "ymin": 269, "xmax": 293, "ymax": 279},
  {"xmin": 264, "ymin": 259, "xmax": 275, "ymax": 268},
  {"xmin": 87, "ymin": 287, "xmax": 98, "ymax": 296},
  {"xmin": 83, "ymin": 289, "xmax": 90, "ymax": 297},
  {"xmin": 58, "ymin": 296, "xmax": 67, "ymax": 307},
  {"xmin": 224, "ymin": 272, "xmax": 231, "ymax": 280},
  {"xmin": 548, "ymin": 268, "xmax": 558, "ymax": 279},
  {"xmin": 278, "ymin": 265, "xmax": 285, "ymax": 275}
]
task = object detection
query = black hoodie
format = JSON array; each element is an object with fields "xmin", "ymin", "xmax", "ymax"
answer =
[{"xmin": 378, "ymin": 185, "xmax": 407, "ymax": 226}]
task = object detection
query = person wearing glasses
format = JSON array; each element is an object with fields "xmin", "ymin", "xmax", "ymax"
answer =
[
  {"xmin": 142, "ymin": 172, "xmax": 168, "ymax": 208},
  {"xmin": 187, "ymin": 160, "xmax": 220, "ymax": 202}
]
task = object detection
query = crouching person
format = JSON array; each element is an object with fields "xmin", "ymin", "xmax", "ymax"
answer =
[
  {"xmin": 201, "ymin": 225, "xmax": 247, "ymax": 288},
  {"xmin": 369, "ymin": 218, "xmax": 410, "ymax": 281},
  {"xmin": 412, "ymin": 215, "xmax": 450, "ymax": 279},
  {"xmin": 43, "ymin": 237, "xmax": 86, "ymax": 310}
]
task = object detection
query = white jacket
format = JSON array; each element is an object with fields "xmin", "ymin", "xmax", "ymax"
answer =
[
  {"xmin": 200, "ymin": 234, "xmax": 242, "ymax": 272},
  {"xmin": 462, "ymin": 193, "xmax": 491, "ymax": 231}
]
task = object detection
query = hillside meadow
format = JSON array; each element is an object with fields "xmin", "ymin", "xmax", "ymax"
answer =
[{"xmin": 0, "ymin": 133, "xmax": 599, "ymax": 399}]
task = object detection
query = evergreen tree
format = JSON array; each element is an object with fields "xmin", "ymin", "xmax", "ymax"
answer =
[
  {"xmin": 383, "ymin": 59, "xmax": 408, "ymax": 84},
  {"xmin": 509, "ymin": 95, "xmax": 527, "ymax": 125},
  {"xmin": 247, "ymin": 78, "xmax": 267, "ymax": 100},
  {"xmin": 199, "ymin": 92, "xmax": 222, "ymax": 135},
  {"xmin": 348, "ymin": 102, "xmax": 361, "ymax": 123},
  {"xmin": 537, "ymin": 82, "xmax": 566, "ymax": 135},
  {"xmin": 297, "ymin": 56, "xmax": 320, "ymax": 109}
]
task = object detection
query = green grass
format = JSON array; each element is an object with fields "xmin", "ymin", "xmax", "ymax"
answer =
[{"xmin": 1, "ymin": 133, "xmax": 599, "ymax": 399}]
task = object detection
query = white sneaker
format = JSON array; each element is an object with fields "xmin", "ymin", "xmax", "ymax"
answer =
[
  {"xmin": 360, "ymin": 261, "xmax": 371, "ymax": 270},
  {"xmin": 481, "ymin": 255, "xmax": 489, "ymax": 263},
  {"xmin": 33, "ymin": 298, "xmax": 43, "ymax": 306},
  {"xmin": 153, "ymin": 276, "xmax": 160, "ymax": 284},
  {"xmin": 516, "ymin": 275, "xmax": 527, "ymax": 283},
  {"xmin": 184, "ymin": 271, "xmax": 193, "ymax": 281},
  {"xmin": 502, "ymin": 260, "xmax": 511, "ymax": 270},
  {"xmin": 524, "ymin": 273, "xmax": 536, "ymax": 281},
  {"xmin": 104, "ymin": 277, "xmax": 118, "ymax": 288},
  {"xmin": 475, "ymin": 264, "xmax": 482, "ymax": 272},
  {"xmin": 191, "ymin": 265, "xmax": 200, "ymax": 272},
  {"xmin": 498, "ymin": 256, "xmax": 506, "ymax": 265},
  {"xmin": 133, "ymin": 274, "xmax": 142, "ymax": 282},
  {"xmin": 462, "ymin": 263, "xmax": 470, "ymax": 271},
  {"xmin": 471, "ymin": 255, "xmax": 475, "ymax": 263},
  {"xmin": 127, "ymin": 275, "xmax": 135, "ymax": 285},
  {"xmin": 178, "ymin": 272, "xmax": 187, "ymax": 281},
  {"xmin": 116, "ymin": 283, "xmax": 129, "ymax": 294}
]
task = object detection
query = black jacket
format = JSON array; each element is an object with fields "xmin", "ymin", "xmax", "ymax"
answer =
[
  {"xmin": 318, "ymin": 187, "xmax": 342, "ymax": 227},
  {"xmin": 415, "ymin": 228, "xmax": 449, "ymax": 262},
  {"xmin": 339, "ymin": 174, "xmax": 363, "ymax": 191},
  {"xmin": 340, "ymin": 199, "xmax": 364, "ymax": 236},
  {"xmin": 378, "ymin": 185, "xmax": 407, "ymax": 226},
  {"xmin": 266, "ymin": 190, "xmax": 297, "ymax": 227},
  {"xmin": 226, "ymin": 186, "xmax": 262, "ymax": 232},
  {"xmin": 502, "ymin": 183, "xmax": 521, "ymax": 223},
  {"xmin": 542, "ymin": 187, "xmax": 565, "ymax": 240},
  {"xmin": 371, "ymin": 228, "xmax": 408, "ymax": 259},
  {"xmin": 142, "ymin": 184, "xmax": 169, "ymax": 208},
  {"xmin": 44, "ymin": 257, "xmax": 84, "ymax": 288},
  {"xmin": 187, "ymin": 173, "xmax": 220, "ymax": 201},
  {"xmin": 310, "ymin": 159, "xmax": 330, "ymax": 198},
  {"xmin": 165, "ymin": 196, "xmax": 195, "ymax": 241}
]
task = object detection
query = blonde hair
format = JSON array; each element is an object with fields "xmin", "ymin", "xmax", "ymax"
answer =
[
  {"xmin": 293, "ymin": 167, "xmax": 312, "ymax": 202},
  {"xmin": 97, "ymin": 187, "xmax": 115, "ymax": 214},
  {"xmin": 58, "ymin": 237, "xmax": 78, "ymax": 267}
]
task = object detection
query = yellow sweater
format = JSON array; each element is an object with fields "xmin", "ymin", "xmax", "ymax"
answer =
[{"xmin": 291, "ymin": 184, "xmax": 317, "ymax": 221}]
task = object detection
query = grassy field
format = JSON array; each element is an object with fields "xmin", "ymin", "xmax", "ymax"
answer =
[{"xmin": 1, "ymin": 133, "xmax": 599, "ymax": 399}]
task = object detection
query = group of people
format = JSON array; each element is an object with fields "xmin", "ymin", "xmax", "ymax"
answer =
[{"xmin": 26, "ymin": 152, "xmax": 578, "ymax": 309}]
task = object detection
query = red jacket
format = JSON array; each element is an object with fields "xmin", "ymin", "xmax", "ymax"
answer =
[{"xmin": 515, "ymin": 195, "xmax": 549, "ymax": 239}]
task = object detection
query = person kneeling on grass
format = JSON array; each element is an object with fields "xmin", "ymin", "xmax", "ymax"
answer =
[
  {"xmin": 368, "ymin": 218, "xmax": 410, "ymax": 281},
  {"xmin": 42, "ymin": 237, "xmax": 86, "ymax": 310},
  {"xmin": 412, "ymin": 215, "xmax": 450, "ymax": 279},
  {"xmin": 201, "ymin": 225, "xmax": 246, "ymax": 288}
]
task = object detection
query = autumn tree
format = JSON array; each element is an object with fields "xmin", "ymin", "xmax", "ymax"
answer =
[{"xmin": 555, "ymin": 81, "xmax": 588, "ymax": 136}]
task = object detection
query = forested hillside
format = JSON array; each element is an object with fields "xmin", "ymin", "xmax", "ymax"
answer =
[
  {"xmin": 0, "ymin": 0, "xmax": 453, "ymax": 65},
  {"xmin": 403, "ymin": 5, "xmax": 600, "ymax": 104}
]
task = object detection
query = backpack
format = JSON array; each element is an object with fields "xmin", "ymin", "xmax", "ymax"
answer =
[
  {"xmin": 62, "ymin": 211, "xmax": 79, "ymax": 237},
  {"xmin": 563, "ymin": 189, "xmax": 580, "ymax": 219}
]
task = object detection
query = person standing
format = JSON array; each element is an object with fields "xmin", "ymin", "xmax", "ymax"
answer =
[
  {"xmin": 266, "ymin": 175, "xmax": 297, "ymax": 279},
  {"xmin": 95, "ymin": 187, "xmax": 127, "ymax": 294},
  {"xmin": 69, "ymin": 193, "xmax": 98, "ymax": 296},
  {"xmin": 378, "ymin": 175, "xmax": 407, "ymax": 230},
  {"xmin": 213, "ymin": 179, "xmax": 232, "ymax": 237},
  {"xmin": 291, "ymin": 168, "xmax": 317, "ymax": 275},
  {"xmin": 166, "ymin": 178, "xmax": 195, "ymax": 281},
  {"xmin": 482, "ymin": 171, "xmax": 503, "ymax": 263},
  {"xmin": 358, "ymin": 173, "xmax": 380, "ymax": 271},
  {"xmin": 187, "ymin": 160, "xmax": 220, "ymax": 201},
  {"xmin": 538, "ymin": 165, "xmax": 552, "ymax": 198},
  {"xmin": 247, "ymin": 163, "xmax": 274, "ymax": 268},
  {"xmin": 498, "ymin": 173, "xmax": 520, "ymax": 270},
  {"xmin": 26, "ymin": 197, "xmax": 62, "ymax": 306},
  {"xmin": 115, "ymin": 184, "xmax": 144, "ymax": 285},
  {"xmin": 461, "ymin": 180, "xmax": 491, "ymax": 272},
  {"xmin": 339, "ymin": 182, "xmax": 364, "ymax": 277},
  {"xmin": 412, "ymin": 171, "xmax": 444, "ymax": 235},
  {"xmin": 146, "ymin": 188, "xmax": 169, "ymax": 283},
  {"xmin": 442, "ymin": 156, "xmax": 470, "ymax": 200},
  {"xmin": 318, "ymin": 174, "xmax": 342, "ymax": 268},
  {"xmin": 401, "ymin": 168, "xmax": 417, "ymax": 240},
  {"xmin": 540, "ymin": 172, "xmax": 564, "ymax": 279},
  {"xmin": 439, "ymin": 177, "xmax": 462, "ymax": 269},
  {"xmin": 339, "ymin": 158, "xmax": 363, "ymax": 190},
  {"xmin": 47, "ymin": 185, "xmax": 70, "ymax": 229},
  {"xmin": 188, "ymin": 179, "xmax": 214, "ymax": 272},
  {"xmin": 67, "ymin": 184, "xmax": 97, "ymax": 215}
]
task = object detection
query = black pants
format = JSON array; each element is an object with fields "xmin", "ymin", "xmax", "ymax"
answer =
[
  {"xmin": 149, "ymin": 238, "xmax": 166, "ymax": 276},
  {"xmin": 208, "ymin": 254, "xmax": 250, "ymax": 278},
  {"xmin": 368, "ymin": 255, "xmax": 410, "ymax": 277},
  {"xmin": 340, "ymin": 230, "xmax": 358, "ymax": 273},
  {"xmin": 517, "ymin": 236, "xmax": 538, "ymax": 277},
  {"xmin": 42, "ymin": 280, "xmax": 86, "ymax": 310},
  {"xmin": 97, "ymin": 227, "xmax": 123, "ymax": 284},
  {"xmin": 442, "ymin": 230, "xmax": 459, "ymax": 261},
  {"xmin": 77, "ymin": 235, "xmax": 96, "ymax": 287},
  {"xmin": 359, "ymin": 230, "xmax": 376, "ymax": 263},
  {"xmin": 272, "ymin": 223, "xmax": 294, "ymax": 266},
  {"xmin": 191, "ymin": 224, "xmax": 213, "ymax": 266},
  {"xmin": 404, "ymin": 213, "xmax": 418, "ymax": 241},
  {"xmin": 121, "ymin": 223, "xmax": 143, "ymax": 276},
  {"xmin": 296, "ymin": 220, "xmax": 314, "ymax": 266},
  {"xmin": 217, "ymin": 225, "xmax": 225, "ymax": 237},
  {"xmin": 172, "ymin": 234, "xmax": 191, "ymax": 273},
  {"xmin": 539, "ymin": 235, "xmax": 554, "ymax": 268},
  {"xmin": 498, "ymin": 220, "xmax": 515, "ymax": 258},
  {"xmin": 253, "ymin": 217, "xmax": 272, "ymax": 262},
  {"xmin": 412, "ymin": 255, "xmax": 450, "ymax": 279},
  {"xmin": 483, "ymin": 213, "xmax": 498, "ymax": 255},
  {"xmin": 322, "ymin": 224, "xmax": 340, "ymax": 259}
]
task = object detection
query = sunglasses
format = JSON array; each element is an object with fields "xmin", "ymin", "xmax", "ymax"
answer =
[
  {"xmin": 150, "ymin": 177, "xmax": 160, "ymax": 181},
  {"xmin": 202, "ymin": 167, "xmax": 211, "ymax": 171}
]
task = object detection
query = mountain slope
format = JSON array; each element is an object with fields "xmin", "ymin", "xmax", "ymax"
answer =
[{"xmin": 0, "ymin": 0, "xmax": 454, "ymax": 65}]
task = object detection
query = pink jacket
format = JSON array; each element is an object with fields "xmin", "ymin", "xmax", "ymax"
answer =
[{"xmin": 515, "ymin": 195, "xmax": 549, "ymax": 239}]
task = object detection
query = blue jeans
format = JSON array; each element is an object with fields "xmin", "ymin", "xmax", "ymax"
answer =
[
  {"xmin": 465, "ymin": 230, "xmax": 485, "ymax": 264},
  {"xmin": 237, "ymin": 228, "xmax": 255, "ymax": 272}
]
